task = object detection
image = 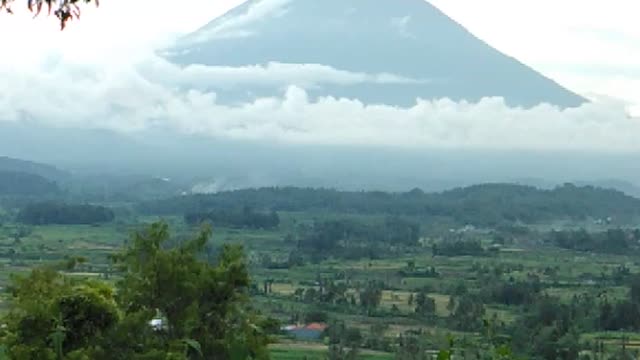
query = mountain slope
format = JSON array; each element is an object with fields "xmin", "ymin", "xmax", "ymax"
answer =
[
  {"xmin": 0, "ymin": 171, "xmax": 61, "ymax": 196},
  {"xmin": 0, "ymin": 156, "xmax": 69, "ymax": 181},
  {"xmin": 166, "ymin": 0, "xmax": 586, "ymax": 108}
]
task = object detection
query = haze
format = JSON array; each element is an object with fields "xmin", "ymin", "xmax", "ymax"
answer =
[{"xmin": 1, "ymin": 0, "xmax": 639, "ymax": 192}]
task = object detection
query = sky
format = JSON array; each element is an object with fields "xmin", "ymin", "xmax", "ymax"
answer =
[
  {"xmin": 428, "ymin": 0, "xmax": 640, "ymax": 115},
  {"xmin": 0, "ymin": 0, "xmax": 638, "ymax": 152}
]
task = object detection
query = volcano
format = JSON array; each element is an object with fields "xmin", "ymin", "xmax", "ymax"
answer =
[{"xmin": 165, "ymin": 0, "xmax": 586, "ymax": 108}]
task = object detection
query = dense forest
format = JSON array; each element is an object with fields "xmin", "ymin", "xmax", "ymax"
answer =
[
  {"xmin": 547, "ymin": 228, "xmax": 640, "ymax": 254},
  {"xmin": 185, "ymin": 206, "xmax": 280, "ymax": 229},
  {"xmin": 139, "ymin": 183, "xmax": 640, "ymax": 226},
  {"xmin": 295, "ymin": 217, "xmax": 421, "ymax": 261},
  {"xmin": 17, "ymin": 202, "xmax": 114, "ymax": 225}
]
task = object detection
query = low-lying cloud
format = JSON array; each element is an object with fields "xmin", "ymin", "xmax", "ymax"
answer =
[
  {"xmin": 0, "ymin": 52, "xmax": 638, "ymax": 153},
  {"xmin": 144, "ymin": 61, "xmax": 428, "ymax": 90}
]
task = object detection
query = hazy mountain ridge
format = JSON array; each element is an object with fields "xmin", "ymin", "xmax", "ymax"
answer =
[
  {"xmin": 0, "ymin": 170, "xmax": 61, "ymax": 197},
  {"xmin": 0, "ymin": 156, "xmax": 69, "ymax": 181},
  {"xmin": 3, "ymin": 121, "xmax": 640, "ymax": 198}
]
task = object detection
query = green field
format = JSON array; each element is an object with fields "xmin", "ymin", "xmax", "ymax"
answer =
[{"xmin": 2, "ymin": 192, "xmax": 640, "ymax": 358}]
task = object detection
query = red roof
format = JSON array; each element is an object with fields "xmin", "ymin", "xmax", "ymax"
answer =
[{"xmin": 305, "ymin": 322, "xmax": 328, "ymax": 331}]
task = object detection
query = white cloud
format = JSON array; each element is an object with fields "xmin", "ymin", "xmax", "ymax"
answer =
[
  {"xmin": 0, "ymin": 53, "xmax": 638, "ymax": 153},
  {"xmin": 391, "ymin": 16, "xmax": 414, "ymax": 39},
  {"xmin": 0, "ymin": 0, "xmax": 638, "ymax": 154},
  {"xmin": 143, "ymin": 61, "xmax": 428, "ymax": 90}
]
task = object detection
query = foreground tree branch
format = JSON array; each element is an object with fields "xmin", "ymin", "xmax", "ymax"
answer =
[{"xmin": 0, "ymin": 0, "xmax": 99, "ymax": 30}]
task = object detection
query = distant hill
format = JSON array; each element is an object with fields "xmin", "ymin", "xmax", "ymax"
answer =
[
  {"xmin": 138, "ymin": 183, "xmax": 640, "ymax": 226},
  {"xmin": 166, "ymin": 0, "xmax": 586, "ymax": 108},
  {"xmin": 0, "ymin": 171, "xmax": 61, "ymax": 197},
  {"xmin": 0, "ymin": 156, "xmax": 69, "ymax": 182},
  {"xmin": 4, "ymin": 122, "xmax": 640, "ymax": 194}
]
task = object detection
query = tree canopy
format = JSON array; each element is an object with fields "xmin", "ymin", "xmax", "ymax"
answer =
[
  {"xmin": 1, "ymin": 222, "xmax": 270, "ymax": 359},
  {"xmin": 139, "ymin": 184, "xmax": 640, "ymax": 227},
  {"xmin": 17, "ymin": 202, "xmax": 114, "ymax": 225}
]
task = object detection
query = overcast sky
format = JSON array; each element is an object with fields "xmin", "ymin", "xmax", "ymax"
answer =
[
  {"xmin": 430, "ymin": 0, "xmax": 640, "ymax": 115},
  {"xmin": 0, "ymin": 0, "xmax": 638, "ymax": 152}
]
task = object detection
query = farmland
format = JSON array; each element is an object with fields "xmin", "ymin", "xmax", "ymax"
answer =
[{"xmin": 2, "ymin": 184, "xmax": 640, "ymax": 359}]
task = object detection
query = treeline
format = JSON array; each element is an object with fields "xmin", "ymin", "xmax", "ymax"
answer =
[
  {"xmin": 508, "ymin": 275, "xmax": 640, "ymax": 358},
  {"xmin": 0, "ymin": 171, "xmax": 60, "ymax": 196},
  {"xmin": 548, "ymin": 228, "xmax": 640, "ymax": 254},
  {"xmin": 296, "ymin": 217, "xmax": 420, "ymax": 260},
  {"xmin": 185, "ymin": 206, "xmax": 279, "ymax": 229},
  {"xmin": 17, "ymin": 201, "xmax": 115, "ymax": 225},
  {"xmin": 432, "ymin": 240, "xmax": 487, "ymax": 257},
  {"xmin": 138, "ymin": 183, "xmax": 640, "ymax": 226}
]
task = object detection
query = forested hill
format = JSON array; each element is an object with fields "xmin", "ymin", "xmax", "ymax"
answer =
[
  {"xmin": 0, "ymin": 171, "xmax": 61, "ymax": 196},
  {"xmin": 0, "ymin": 156, "xmax": 69, "ymax": 181},
  {"xmin": 138, "ymin": 183, "xmax": 640, "ymax": 226}
]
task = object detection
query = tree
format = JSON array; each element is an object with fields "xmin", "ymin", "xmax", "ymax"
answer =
[
  {"xmin": 415, "ymin": 291, "xmax": 436, "ymax": 317},
  {"xmin": 0, "ymin": 0, "xmax": 99, "ymax": 30},
  {"xmin": 110, "ymin": 222, "xmax": 269, "ymax": 359},
  {"xmin": 450, "ymin": 295, "xmax": 485, "ymax": 331},
  {"xmin": 395, "ymin": 332, "xmax": 431, "ymax": 360},
  {"xmin": 326, "ymin": 322, "xmax": 360, "ymax": 360},
  {"xmin": 359, "ymin": 281, "xmax": 383, "ymax": 315},
  {"xmin": 17, "ymin": 202, "xmax": 114, "ymax": 225},
  {"xmin": 1, "ymin": 222, "xmax": 269, "ymax": 360},
  {"xmin": 11, "ymin": 226, "xmax": 32, "ymax": 244},
  {"xmin": 3, "ymin": 266, "xmax": 118, "ymax": 359},
  {"xmin": 407, "ymin": 260, "xmax": 416, "ymax": 272},
  {"xmin": 630, "ymin": 275, "xmax": 640, "ymax": 304}
]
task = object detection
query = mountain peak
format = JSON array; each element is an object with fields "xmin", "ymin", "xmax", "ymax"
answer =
[{"xmin": 166, "ymin": 0, "xmax": 586, "ymax": 108}]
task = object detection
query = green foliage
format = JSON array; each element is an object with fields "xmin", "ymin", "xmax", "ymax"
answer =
[
  {"xmin": 548, "ymin": 228, "xmax": 638, "ymax": 254},
  {"xmin": 298, "ymin": 218, "xmax": 420, "ymax": 260},
  {"xmin": 432, "ymin": 240, "xmax": 486, "ymax": 257},
  {"xmin": 17, "ymin": 202, "xmax": 114, "ymax": 225},
  {"xmin": 138, "ymin": 183, "xmax": 640, "ymax": 226},
  {"xmin": 480, "ymin": 279, "xmax": 542, "ymax": 306},
  {"xmin": 326, "ymin": 321, "xmax": 361, "ymax": 360},
  {"xmin": 109, "ymin": 221, "xmax": 268, "ymax": 359},
  {"xmin": 1, "ymin": 222, "xmax": 269, "ymax": 360},
  {"xmin": 359, "ymin": 281, "xmax": 383, "ymax": 314},
  {"xmin": 395, "ymin": 332, "xmax": 432, "ymax": 360},
  {"xmin": 414, "ymin": 292, "xmax": 436, "ymax": 317},
  {"xmin": 449, "ymin": 295, "xmax": 486, "ymax": 331},
  {"xmin": 185, "ymin": 206, "xmax": 279, "ymax": 230},
  {"xmin": 3, "ymin": 268, "xmax": 117, "ymax": 360}
]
